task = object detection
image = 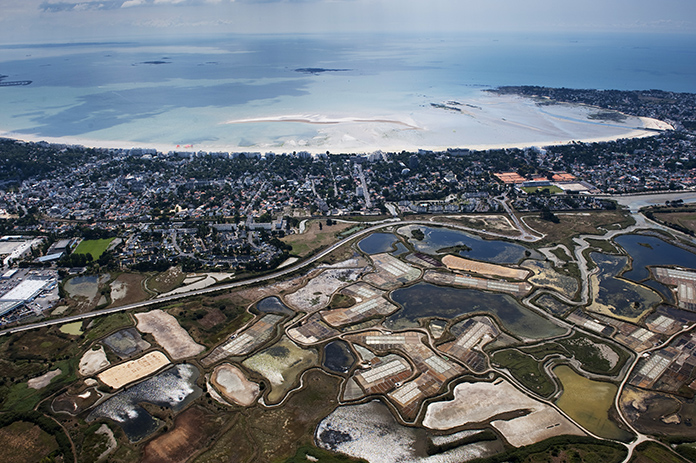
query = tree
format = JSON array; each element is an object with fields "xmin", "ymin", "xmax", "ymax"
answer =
[{"xmin": 540, "ymin": 207, "xmax": 560, "ymax": 223}]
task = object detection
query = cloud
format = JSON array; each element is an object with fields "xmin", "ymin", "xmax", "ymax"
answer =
[
  {"xmin": 40, "ymin": 0, "xmax": 235, "ymax": 11},
  {"xmin": 40, "ymin": 0, "xmax": 124, "ymax": 11}
]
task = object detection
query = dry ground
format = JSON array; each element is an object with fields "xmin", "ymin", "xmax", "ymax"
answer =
[
  {"xmin": 0, "ymin": 421, "xmax": 58, "ymax": 462},
  {"xmin": 521, "ymin": 210, "xmax": 635, "ymax": 247},
  {"xmin": 108, "ymin": 273, "xmax": 150, "ymax": 307},
  {"xmin": 135, "ymin": 309, "xmax": 205, "ymax": 360},
  {"xmin": 281, "ymin": 220, "xmax": 357, "ymax": 257},
  {"xmin": 422, "ymin": 379, "xmax": 584, "ymax": 447},
  {"xmin": 442, "ymin": 254, "xmax": 529, "ymax": 280},
  {"xmin": 438, "ymin": 214, "xmax": 521, "ymax": 236},
  {"xmin": 142, "ymin": 406, "xmax": 222, "ymax": 463},
  {"xmin": 78, "ymin": 345, "xmax": 110, "ymax": 376},
  {"xmin": 653, "ymin": 210, "xmax": 696, "ymax": 234},
  {"xmin": 211, "ymin": 363, "xmax": 260, "ymax": 406}
]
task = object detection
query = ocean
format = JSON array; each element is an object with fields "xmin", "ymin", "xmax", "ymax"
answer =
[{"xmin": 0, "ymin": 32, "xmax": 694, "ymax": 153}]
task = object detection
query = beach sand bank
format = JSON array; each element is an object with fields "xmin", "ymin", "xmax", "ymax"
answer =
[{"xmin": 0, "ymin": 93, "xmax": 671, "ymax": 155}]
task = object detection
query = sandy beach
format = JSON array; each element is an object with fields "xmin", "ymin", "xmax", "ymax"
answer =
[{"xmin": 0, "ymin": 93, "xmax": 671, "ymax": 155}]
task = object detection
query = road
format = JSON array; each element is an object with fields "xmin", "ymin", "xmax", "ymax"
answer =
[
  {"xmin": 0, "ymin": 216, "xmax": 545, "ymax": 337},
  {"xmin": 494, "ymin": 194, "xmax": 538, "ymax": 241}
]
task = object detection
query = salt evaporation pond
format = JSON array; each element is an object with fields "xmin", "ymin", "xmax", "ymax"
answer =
[
  {"xmin": 614, "ymin": 234, "xmax": 696, "ymax": 282},
  {"xmin": 323, "ymin": 340, "xmax": 356, "ymax": 374},
  {"xmin": 399, "ymin": 225, "xmax": 532, "ymax": 264},
  {"xmin": 87, "ymin": 363, "xmax": 202, "ymax": 442},
  {"xmin": 388, "ymin": 282, "xmax": 565, "ymax": 339},
  {"xmin": 316, "ymin": 400, "xmax": 504, "ymax": 463},
  {"xmin": 589, "ymin": 253, "xmax": 662, "ymax": 321},
  {"xmin": 358, "ymin": 233, "xmax": 400, "ymax": 255},
  {"xmin": 256, "ymin": 296, "xmax": 294, "ymax": 315}
]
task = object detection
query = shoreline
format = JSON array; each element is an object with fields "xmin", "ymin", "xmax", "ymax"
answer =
[
  {"xmin": 0, "ymin": 123, "xmax": 669, "ymax": 156},
  {"xmin": 0, "ymin": 94, "xmax": 673, "ymax": 155}
]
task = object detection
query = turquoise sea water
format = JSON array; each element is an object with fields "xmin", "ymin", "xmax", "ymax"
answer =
[{"xmin": 0, "ymin": 32, "xmax": 694, "ymax": 150}]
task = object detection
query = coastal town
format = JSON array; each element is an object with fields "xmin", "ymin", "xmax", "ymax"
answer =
[
  {"xmin": 0, "ymin": 88, "xmax": 694, "ymax": 281},
  {"xmin": 0, "ymin": 86, "xmax": 695, "ymax": 463}
]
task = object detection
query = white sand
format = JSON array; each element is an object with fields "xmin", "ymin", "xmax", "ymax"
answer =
[
  {"xmin": 28, "ymin": 369, "xmax": 62, "ymax": 389},
  {"xmin": 0, "ymin": 93, "xmax": 670, "ymax": 155},
  {"xmin": 423, "ymin": 379, "xmax": 584, "ymax": 447},
  {"xmin": 79, "ymin": 345, "xmax": 111, "ymax": 376}
]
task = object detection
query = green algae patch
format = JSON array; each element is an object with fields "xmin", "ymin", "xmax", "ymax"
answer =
[
  {"xmin": 554, "ymin": 365, "xmax": 632, "ymax": 442},
  {"xmin": 243, "ymin": 336, "xmax": 318, "ymax": 404},
  {"xmin": 59, "ymin": 321, "xmax": 84, "ymax": 336}
]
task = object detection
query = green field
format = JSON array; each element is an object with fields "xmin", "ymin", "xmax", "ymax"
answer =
[
  {"xmin": 522, "ymin": 185, "xmax": 563, "ymax": 194},
  {"xmin": 491, "ymin": 349, "xmax": 556, "ymax": 397},
  {"xmin": 73, "ymin": 238, "xmax": 115, "ymax": 259}
]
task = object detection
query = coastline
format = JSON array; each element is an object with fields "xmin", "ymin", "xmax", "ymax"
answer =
[{"xmin": 0, "ymin": 94, "xmax": 673, "ymax": 155}]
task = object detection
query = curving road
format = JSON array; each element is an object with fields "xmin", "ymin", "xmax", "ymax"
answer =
[{"xmin": 0, "ymin": 218, "xmax": 535, "ymax": 337}]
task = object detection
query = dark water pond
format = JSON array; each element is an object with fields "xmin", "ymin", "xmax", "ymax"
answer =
[
  {"xmin": 87, "ymin": 364, "xmax": 202, "ymax": 442},
  {"xmin": 614, "ymin": 234, "xmax": 696, "ymax": 281},
  {"xmin": 387, "ymin": 282, "xmax": 565, "ymax": 339},
  {"xmin": 358, "ymin": 233, "xmax": 399, "ymax": 254},
  {"xmin": 256, "ymin": 296, "xmax": 294, "ymax": 315},
  {"xmin": 590, "ymin": 253, "xmax": 662, "ymax": 319},
  {"xmin": 323, "ymin": 340, "xmax": 356, "ymax": 374},
  {"xmin": 391, "ymin": 241, "xmax": 409, "ymax": 256},
  {"xmin": 401, "ymin": 225, "xmax": 533, "ymax": 264}
]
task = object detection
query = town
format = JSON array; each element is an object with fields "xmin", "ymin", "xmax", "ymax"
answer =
[{"xmin": 0, "ymin": 87, "xmax": 694, "ymax": 325}]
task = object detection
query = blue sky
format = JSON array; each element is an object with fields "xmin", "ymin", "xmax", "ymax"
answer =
[{"xmin": 1, "ymin": 0, "xmax": 694, "ymax": 43}]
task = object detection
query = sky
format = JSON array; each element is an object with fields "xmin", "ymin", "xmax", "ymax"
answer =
[{"xmin": 0, "ymin": 0, "xmax": 694, "ymax": 44}]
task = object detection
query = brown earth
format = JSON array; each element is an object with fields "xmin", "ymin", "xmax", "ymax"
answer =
[
  {"xmin": 107, "ymin": 272, "xmax": 150, "ymax": 307},
  {"xmin": 281, "ymin": 220, "xmax": 356, "ymax": 258},
  {"xmin": 52, "ymin": 387, "xmax": 102, "ymax": 415},
  {"xmin": 198, "ymin": 307, "xmax": 226, "ymax": 330},
  {"xmin": 142, "ymin": 406, "xmax": 221, "ymax": 463},
  {"xmin": 193, "ymin": 369, "xmax": 342, "ymax": 463},
  {"xmin": 522, "ymin": 210, "xmax": 635, "ymax": 247},
  {"xmin": 148, "ymin": 266, "xmax": 186, "ymax": 294},
  {"xmin": 0, "ymin": 421, "xmax": 58, "ymax": 462},
  {"xmin": 653, "ymin": 211, "xmax": 696, "ymax": 234}
]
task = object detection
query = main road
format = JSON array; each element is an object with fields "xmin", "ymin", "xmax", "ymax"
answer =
[{"xmin": 0, "ymin": 218, "xmax": 528, "ymax": 337}]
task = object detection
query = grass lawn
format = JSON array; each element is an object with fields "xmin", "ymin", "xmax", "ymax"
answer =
[
  {"xmin": 522, "ymin": 185, "xmax": 563, "ymax": 194},
  {"xmin": 73, "ymin": 238, "xmax": 115, "ymax": 260}
]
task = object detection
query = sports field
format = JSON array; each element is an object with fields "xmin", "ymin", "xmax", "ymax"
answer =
[{"xmin": 73, "ymin": 238, "xmax": 115, "ymax": 260}]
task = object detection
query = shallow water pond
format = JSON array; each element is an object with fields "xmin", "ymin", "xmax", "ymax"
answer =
[
  {"xmin": 243, "ymin": 336, "xmax": 318, "ymax": 404},
  {"xmin": 388, "ymin": 282, "xmax": 565, "ymax": 339},
  {"xmin": 554, "ymin": 365, "xmax": 633, "ymax": 442},
  {"xmin": 316, "ymin": 400, "xmax": 504, "ymax": 463},
  {"xmin": 358, "ymin": 233, "xmax": 400, "ymax": 255},
  {"xmin": 615, "ymin": 234, "xmax": 696, "ymax": 282},
  {"xmin": 59, "ymin": 321, "xmax": 83, "ymax": 336},
  {"xmin": 87, "ymin": 364, "xmax": 202, "ymax": 442},
  {"xmin": 398, "ymin": 225, "xmax": 533, "ymax": 264},
  {"xmin": 588, "ymin": 253, "xmax": 662, "ymax": 322},
  {"xmin": 323, "ymin": 340, "xmax": 356, "ymax": 374},
  {"xmin": 256, "ymin": 296, "xmax": 294, "ymax": 315},
  {"xmin": 64, "ymin": 275, "xmax": 101, "ymax": 299}
]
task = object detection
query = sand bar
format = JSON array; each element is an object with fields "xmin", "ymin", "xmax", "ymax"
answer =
[
  {"xmin": 0, "ymin": 93, "xmax": 671, "ymax": 155},
  {"xmin": 442, "ymin": 255, "xmax": 529, "ymax": 280}
]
